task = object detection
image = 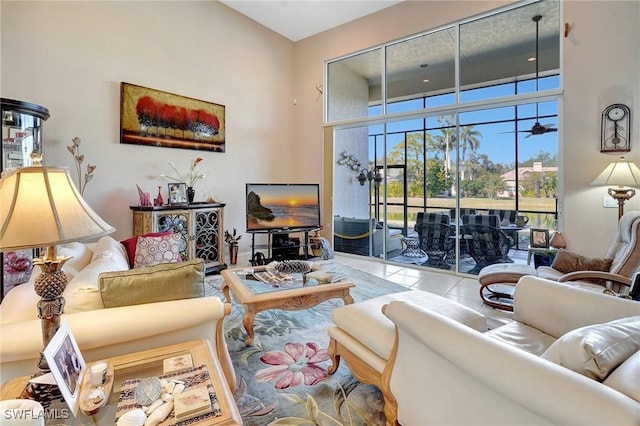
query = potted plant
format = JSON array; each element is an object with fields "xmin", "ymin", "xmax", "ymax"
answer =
[{"xmin": 224, "ymin": 228, "xmax": 242, "ymax": 265}]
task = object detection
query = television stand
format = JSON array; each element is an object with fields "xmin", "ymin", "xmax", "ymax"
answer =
[{"xmin": 248, "ymin": 229, "xmax": 318, "ymax": 264}]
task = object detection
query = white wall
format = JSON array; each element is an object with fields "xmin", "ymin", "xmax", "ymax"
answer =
[
  {"xmin": 293, "ymin": 0, "xmax": 640, "ymax": 256},
  {"xmin": 562, "ymin": 0, "xmax": 640, "ymax": 255},
  {"xmin": 1, "ymin": 1, "xmax": 298, "ymax": 253}
]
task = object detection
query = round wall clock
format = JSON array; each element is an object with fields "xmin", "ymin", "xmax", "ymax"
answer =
[{"xmin": 601, "ymin": 103, "xmax": 631, "ymax": 152}]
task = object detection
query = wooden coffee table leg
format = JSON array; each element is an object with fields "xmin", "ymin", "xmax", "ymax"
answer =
[
  {"xmin": 343, "ymin": 291, "xmax": 354, "ymax": 305},
  {"xmin": 242, "ymin": 306, "xmax": 257, "ymax": 346},
  {"xmin": 222, "ymin": 282, "xmax": 231, "ymax": 303}
]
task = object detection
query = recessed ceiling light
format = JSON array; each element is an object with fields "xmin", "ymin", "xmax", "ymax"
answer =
[
  {"xmin": 528, "ymin": 57, "xmax": 537, "ymax": 62},
  {"xmin": 423, "ymin": 78, "xmax": 430, "ymax": 83}
]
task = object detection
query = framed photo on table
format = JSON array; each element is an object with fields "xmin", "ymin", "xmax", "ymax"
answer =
[
  {"xmin": 530, "ymin": 228, "xmax": 550, "ymax": 248},
  {"xmin": 43, "ymin": 320, "xmax": 86, "ymax": 416},
  {"xmin": 168, "ymin": 183, "xmax": 188, "ymax": 205}
]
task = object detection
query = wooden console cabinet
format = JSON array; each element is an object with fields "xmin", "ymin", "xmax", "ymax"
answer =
[{"xmin": 130, "ymin": 203, "xmax": 226, "ymax": 274}]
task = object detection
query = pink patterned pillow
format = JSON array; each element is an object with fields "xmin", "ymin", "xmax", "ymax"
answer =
[{"xmin": 133, "ymin": 233, "xmax": 182, "ymax": 268}]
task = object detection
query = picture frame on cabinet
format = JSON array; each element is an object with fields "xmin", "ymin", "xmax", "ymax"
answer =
[
  {"xmin": 120, "ymin": 82, "xmax": 225, "ymax": 153},
  {"xmin": 168, "ymin": 183, "xmax": 188, "ymax": 205},
  {"xmin": 530, "ymin": 228, "xmax": 550, "ymax": 248}
]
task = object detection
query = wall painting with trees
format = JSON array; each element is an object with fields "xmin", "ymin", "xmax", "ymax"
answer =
[{"xmin": 120, "ymin": 82, "xmax": 225, "ymax": 152}]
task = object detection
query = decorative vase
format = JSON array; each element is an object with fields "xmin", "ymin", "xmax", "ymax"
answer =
[
  {"xmin": 228, "ymin": 245, "xmax": 238, "ymax": 265},
  {"xmin": 154, "ymin": 186, "xmax": 164, "ymax": 206},
  {"xmin": 187, "ymin": 187, "xmax": 195, "ymax": 204},
  {"xmin": 549, "ymin": 231, "xmax": 567, "ymax": 249}
]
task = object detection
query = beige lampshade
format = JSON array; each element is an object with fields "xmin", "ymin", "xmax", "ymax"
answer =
[
  {"xmin": 590, "ymin": 157, "xmax": 640, "ymax": 187},
  {"xmin": 0, "ymin": 165, "xmax": 114, "ymax": 251}
]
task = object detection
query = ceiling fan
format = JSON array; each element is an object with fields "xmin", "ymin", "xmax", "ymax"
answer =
[{"xmin": 510, "ymin": 14, "xmax": 558, "ymax": 138}]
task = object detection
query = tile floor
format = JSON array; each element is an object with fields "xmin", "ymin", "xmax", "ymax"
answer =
[
  {"xmin": 235, "ymin": 251, "xmax": 516, "ymax": 326},
  {"xmin": 332, "ymin": 253, "xmax": 516, "ymax": 325}
]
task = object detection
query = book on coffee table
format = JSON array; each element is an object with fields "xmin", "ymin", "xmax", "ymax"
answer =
[
  {"xmin": 173, "ymin": 384, "xmax": 212, "ymax": 422},
  {"xmin": 163, "ymin": 354, "xmax": 193, "ymax": 373}
]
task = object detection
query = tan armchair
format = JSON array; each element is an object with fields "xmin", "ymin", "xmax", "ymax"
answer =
[
  {"xmin": 535, "ymin": 210, "xmax": 640, "ymax": 293},
  {"xmin": 478, "ymin": 211, "xmax": 640, "ymax": 308}
]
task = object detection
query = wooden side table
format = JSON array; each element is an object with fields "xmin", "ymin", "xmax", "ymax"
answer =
[{"xmin": 1, "ymin": 340, "xmax": 241, "ymax": 425}]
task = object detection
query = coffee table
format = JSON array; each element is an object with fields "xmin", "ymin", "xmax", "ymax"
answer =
[
  {"xmin": 1, "ymin": 340, "xmax": 241, "ymax": 425},
  {"xmin": 222, "ymin": 266, "xmax": 355, "ymax": 345}
]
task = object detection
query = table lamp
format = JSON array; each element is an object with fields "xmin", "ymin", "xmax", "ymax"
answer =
[
  {"xmin": 0, "ymin": 154, "xmax": 114, "ymax": 373},
  {"xmin": 590, "ymin": 156, "xmax": 640, "ymax": 220}
]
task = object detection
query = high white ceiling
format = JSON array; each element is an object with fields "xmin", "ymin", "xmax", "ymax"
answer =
[{"xmin": 219, "ymin": 0, "xmax": 404, "ymax": 42}]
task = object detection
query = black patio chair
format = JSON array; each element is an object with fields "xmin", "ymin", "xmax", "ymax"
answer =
[
  {"xmin": 461, "ymin": 214, "xmax": 514, "ymax": 274},
  {"xmin": 488, "ymin": 209, "xmax": 518, "ymax": 224},
  {"xmin": 449, "ymin": 208, "xmax": 477, "ymax": 223},
  {"xmin": 416, "ymin": 220, "xmax": 455, "ymax": 270}
]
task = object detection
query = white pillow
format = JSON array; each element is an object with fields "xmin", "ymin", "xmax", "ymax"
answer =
[
  {"xmin": 63, "ymin": 239, "xmax": 130, "ymax": 313},
  {"xmin": 0, "ymin": 277, "xmax": 40, "ymax": 323},
  {"xmin": 133, "ymin": 234, "xmax": 182, "ymax": 268},
  {"xmin": 541, "ymin": 316, "xmax": 640, "ymax": 380},
  {"xmin": 91, "ymin": 235, "xmax": 128, "ymax": 263},
  {"xmin": 59, "ymin": 241, "xmax": 93, "ymax": 278},
  {"xmin": 0, "ymin": 238, "xmax": 128, "ymax": 321}
]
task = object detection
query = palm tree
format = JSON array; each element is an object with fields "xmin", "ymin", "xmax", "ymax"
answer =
[
  {"xmin": 431, "ymin": 116, "xmax": 457, "ymax": 173},
  {"xmin": 459, "ymin": 125, "xmax": 481, "ymax": 180}
]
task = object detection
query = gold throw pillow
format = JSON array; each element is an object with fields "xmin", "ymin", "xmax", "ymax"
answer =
[{"xmin": 99, "ymin": 258, "xmax": 204, "ymax": 308}]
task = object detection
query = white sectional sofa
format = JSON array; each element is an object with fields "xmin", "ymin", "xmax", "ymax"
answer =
[
  {"xmin": 0, "ymin": 236, "xmax": 235, "ymax": 391},
  {"xmin": 384, "ymin": 276, "xmax": 640, "ymax": 425}
]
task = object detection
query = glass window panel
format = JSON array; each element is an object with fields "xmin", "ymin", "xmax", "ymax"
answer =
[
  {"xmin": 385, "ymin": 132, "xmax": 407, "ymax": 165},
  {"xmin": 460, "ymin": 83, "xmax": 515, "ymax": 102},
  {"xmin": 387, "ymin": 98, "xmax": 423, "ymax": 114},
  {"xmin": 460, "ymin": 106, "xmax": 515, "ymax": 124},
  {"xmin": 426, "ymin": 92, "xmax": 455, "ymax": 108},
  {"xmin": 327, "ymin": 48, "xmax": 382, "ymax": 122},
  {"xmin": 385, "ymin": 28, "xmax": 456, "ymax": 111},
  {"xmin": 387, "ymin": 118, "xmax": 423, "ymax": 133},
  {"xmin": 329, "ymin": 0, "xmax": 561, "ymax": 269},
  {"xmin": 460, "ymin": 0, "xmax": 560, "ymax": 103}
]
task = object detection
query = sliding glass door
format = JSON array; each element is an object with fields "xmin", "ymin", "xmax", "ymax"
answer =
[{"xmin": 327, "ymin": 0, "xmax": 561, "ymax": 274}]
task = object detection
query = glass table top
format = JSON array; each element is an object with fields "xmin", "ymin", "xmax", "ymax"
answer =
[{"xmin": 231, "ymin": 268, "xmax": 345, "ymax": 295}]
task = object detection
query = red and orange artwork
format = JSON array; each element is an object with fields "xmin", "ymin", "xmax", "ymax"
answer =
[{"xmin": 120, "ymin": 82, "xmax": 225, "ymax": 152}]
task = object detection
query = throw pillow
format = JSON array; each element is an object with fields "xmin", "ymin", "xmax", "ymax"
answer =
[
  {"xmin": 98, "ymin": 259, "xmax": 204, "ymax": 308},
  {"xmin": 63, "ymin": 244, "xmax": 131, "ymax": 313},
  {"xmin": 58, "ymin": 242, "xmax": 93, "ymax": 278},
  {"xmin": 120, "ymin": 232, "xmax": 172, "ymax": 268},
  {"xmin": 91, "ymin": 235, "xmax": 129, "ymax": 263},
  {"xmin": 550, "ymin": 249, "xmax": 613, "ymax": 274},
  {"xmin": 133, "ymin": 233, "xmax": 182, "ymax": 268},
  {"xmin": 541, "ymin": 316, "xmax": 640, "ymax": 380}
]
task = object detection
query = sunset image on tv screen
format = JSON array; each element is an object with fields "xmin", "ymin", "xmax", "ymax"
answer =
[{"xmin": 246, "ymin": 184, "xmax": 320, "ymax": 231}]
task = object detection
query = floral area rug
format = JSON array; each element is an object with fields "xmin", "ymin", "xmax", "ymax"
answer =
[{"xmin": 205, "ymin": 261, "xmax": 408, "ymax": 426}]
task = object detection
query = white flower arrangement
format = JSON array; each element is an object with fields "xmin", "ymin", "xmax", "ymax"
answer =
[{"xmin": 161, "ymin": 158, "xmax": 207, "ymax": 187}]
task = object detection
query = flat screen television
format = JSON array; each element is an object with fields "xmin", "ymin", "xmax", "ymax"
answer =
[{"xmin": 246, "ymin": 183, "xmax": 320, "ymax": 232}]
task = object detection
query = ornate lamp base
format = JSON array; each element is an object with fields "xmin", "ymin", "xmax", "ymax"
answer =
[
  {"xmin": 33, "ymin": 248, "xmax": 70, "ymax": 374},
  {"xmin": 608, "ymin": 187, "xmax": 636, "ymax": 220}
]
